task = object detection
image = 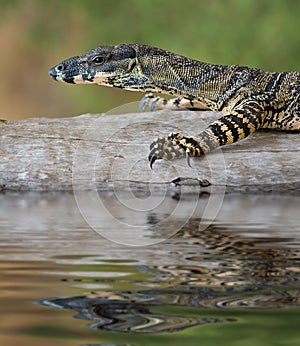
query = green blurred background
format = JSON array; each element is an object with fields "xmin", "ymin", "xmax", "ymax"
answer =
[{"xmin": 2, "ymin": 0, "xmax": 300, "ymax": 119}]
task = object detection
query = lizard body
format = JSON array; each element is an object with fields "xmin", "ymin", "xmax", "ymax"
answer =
[{"xmin": 49, "ymin": 44, "xmax": 300, "ymax": 167}]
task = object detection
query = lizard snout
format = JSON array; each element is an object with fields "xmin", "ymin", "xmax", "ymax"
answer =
[{"xmin": 49, "ymin": 64, "xmax": 64, "ymax": 80}]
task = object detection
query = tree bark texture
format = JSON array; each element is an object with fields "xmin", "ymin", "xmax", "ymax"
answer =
[{"xmin": 0, "ymin": 111, "xmax": 299, "ymax": 192}]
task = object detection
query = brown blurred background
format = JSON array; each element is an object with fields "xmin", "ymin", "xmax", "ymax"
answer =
[{"xmin": 1, "ymin": 0, "xmax": 300, "ymax": 119}]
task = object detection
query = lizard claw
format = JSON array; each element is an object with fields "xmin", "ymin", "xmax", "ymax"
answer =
[
  {"xmin": 148, "ymin": 139, "xmax": 162, "ymax": 168},
  {"xmin": 148, "ymin": 136, "xmax": 168, "ymax": 168},
  {"xmin": 148, "ymin": 154, "xmax": 157, "ymax": 169},
  {"xmin": 186, "ymin": 150, "xmax": 192, "ymax": 167},
  {"xmin": 148, "ymin": 132, "xmax": 204, "ymax": 169},
  {"xmin": 148, "ymin": 134, "xmax": 187, "ymax": 168},
  {"xmin": 139, "ymin": 95, "xmax": 148, "ymax": 112},
  {"xmin": 149, "ymin": 98, "xmax": 159, "ymax": 112},
  {"xmin": 139, "ymin": 94, "xmax": 155, "ymax": 112}
]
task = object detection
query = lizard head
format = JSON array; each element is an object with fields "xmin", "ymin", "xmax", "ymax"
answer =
[{"xmin": 49, "ymin": 44, "xmax": 157, "ymax": 92}]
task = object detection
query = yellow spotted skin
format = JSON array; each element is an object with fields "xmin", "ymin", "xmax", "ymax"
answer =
[
  {"xmin": 148, "ymin": 99, "xmax": 268, "ymax": 166},
  {"xmin": 49, "ymin": 44, "xmax": 300, "ymax": 167}
]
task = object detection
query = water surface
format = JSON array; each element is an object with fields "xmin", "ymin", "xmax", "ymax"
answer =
[{"xmin": 0, "ymin": 191, "xmax": 299, "ymax": 346}]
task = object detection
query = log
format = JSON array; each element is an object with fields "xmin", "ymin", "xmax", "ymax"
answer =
[{"xmin": 0, "ymin": 110, "xmax": 299, "ymax": 192}]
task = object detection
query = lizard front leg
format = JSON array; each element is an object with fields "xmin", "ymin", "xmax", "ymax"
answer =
[
  {"xmin": 148, "ymin": 131, "xmax": 219, "ymax": 168},
  {"xmin": 148, "ymin": 132, "xmax": 208, "ymax": 168},
  {"xmin": 149, "ymin": 99, "xmax": 267, "ymax": 167},
  {"xmin": 140, "ymin": 94, "xmax": 210, "ymax": 111}
]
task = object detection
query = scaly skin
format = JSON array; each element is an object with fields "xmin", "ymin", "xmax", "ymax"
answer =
[{"xmin": 49, "ymin": 44, "xmax": 300, "ymax": 167}]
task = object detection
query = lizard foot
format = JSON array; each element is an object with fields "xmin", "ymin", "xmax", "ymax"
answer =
[
  {"xmin": 139, "ymin": 94, "xmax": 168, "ymax": 112},
  {"xmin": 140, "ymin": 94, "xmax": 209, "ymax": 112},
  {"xmin": 148, "ymin": 132, "xmax": 204, "ymax": 168}
]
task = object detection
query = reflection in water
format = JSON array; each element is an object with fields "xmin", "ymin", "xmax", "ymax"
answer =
[
  {"xmin": 159, "ymin": 222, "xmax": 300, "ymax": 291},
  {"xmin": 38, "ymin": 217, "xmax": 300, "ymax": 334},
  {"xmin": 39, "ymin": 295, "xmax": 234, "ymax": 333},
  {"xmin": 1, "ymin": 191, "xmax": 300, "ymax": 343}
]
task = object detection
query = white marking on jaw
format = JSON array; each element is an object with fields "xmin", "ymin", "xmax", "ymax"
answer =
[
  {"xmin": 73, "ymin": 73, "xmax": 111, "ymax": 85},
  {"xmin": 73, "ymin": 75, "xmax": 93, "ymax": 84},
  {"xmin": 54, "ymin": 74, "xmax": 63, "ymax": 81},
  {"xmin": 93, "ymin": 74, "xmax": 110, "ymax": 85}
]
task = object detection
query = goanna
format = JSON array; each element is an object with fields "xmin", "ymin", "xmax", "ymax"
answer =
[{"xmin": 49, "ymin": 44, "xmax": 300, "ymax": 168}]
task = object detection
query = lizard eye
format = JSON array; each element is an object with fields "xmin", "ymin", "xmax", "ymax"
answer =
[{"xmin": 92, "ymin": 56, "xmax": 105, "ymax": 64}]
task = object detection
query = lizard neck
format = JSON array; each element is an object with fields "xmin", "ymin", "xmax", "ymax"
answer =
[{"xmin": 136, "ymin": 45, "xmax": 252, "ymax": 111}]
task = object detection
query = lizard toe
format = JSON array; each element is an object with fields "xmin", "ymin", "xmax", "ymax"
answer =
[
  {"xmin": 139, "ymin": 94, "xmax": 154, "ymax": 112},
  {"xmin": 148, "ymin": 135, "xmax": 188, "ymax": 168},
  {"xmin": 149, "ymin": 154, "xmax": 158, "ymax": 169},
  {"xmin": 139, "ymin": 94, "xmax": 162, "ymax": 112}
]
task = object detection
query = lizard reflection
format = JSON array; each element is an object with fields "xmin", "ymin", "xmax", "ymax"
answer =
[{"xmin": 39, "ymin": 218, "xmax": 300, "ymax": 333}]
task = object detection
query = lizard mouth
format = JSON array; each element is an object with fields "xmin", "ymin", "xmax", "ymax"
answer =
[
  {"xmin": 73, "ymin": 73, "xmax": 109, "ymax": 85},
  {"xmin": 48, "ymin": 56, "xmax": 85, "ymax": 84},
  {"xmin": 48, "ymin": 65, "xmax": 74, "ymax": 83},
  {"xmin": 48, "ymin": 65, "xmax": 110, "ymax": 85},
  {"xmin": 48, "ymin": 67, "xmax": 59, "ymax": 81}
]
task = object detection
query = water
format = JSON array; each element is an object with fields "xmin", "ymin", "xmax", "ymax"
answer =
[{"xmin": 0, "ymin": 191, "xmax": 300, "ymax": 346}]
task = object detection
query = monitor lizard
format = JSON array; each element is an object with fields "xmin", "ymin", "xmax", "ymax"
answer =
[{"xmin": 49, "ymin": 44, "xmax": 300, "ymax": 168}]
